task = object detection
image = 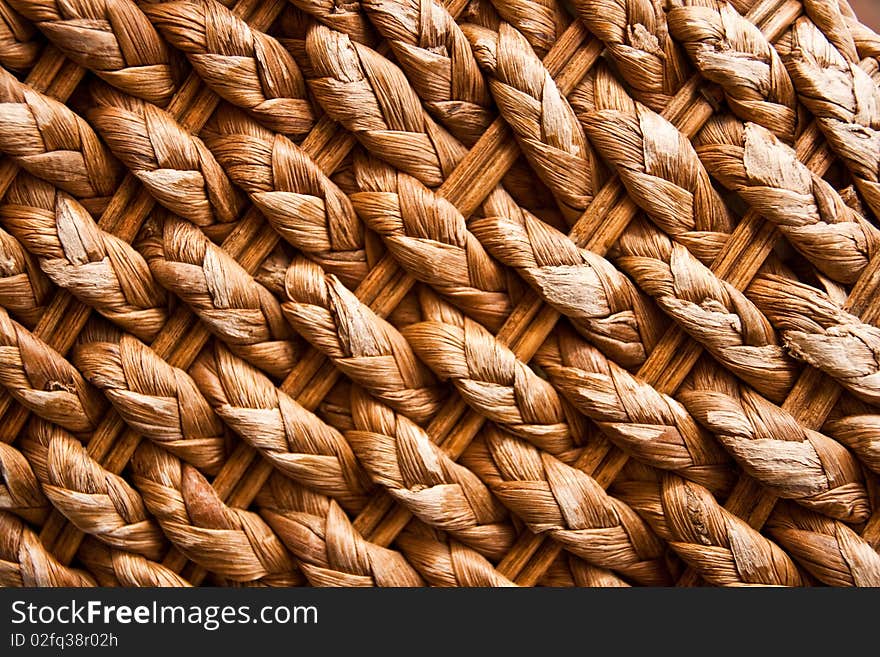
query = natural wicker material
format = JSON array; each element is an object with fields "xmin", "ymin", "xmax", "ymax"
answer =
[{"xmin": 0, "ymin": 0, "xmax": 878, "ymax": 588}]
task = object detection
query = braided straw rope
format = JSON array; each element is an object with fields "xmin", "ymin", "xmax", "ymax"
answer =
[{"xmin": 0, "ymin": 0, "xmax": 879, "ymax": 588}]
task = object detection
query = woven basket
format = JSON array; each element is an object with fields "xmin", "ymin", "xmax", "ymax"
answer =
[{"xmin": 0, "ymin": 0, "xmax": 878, "ymax": 588}]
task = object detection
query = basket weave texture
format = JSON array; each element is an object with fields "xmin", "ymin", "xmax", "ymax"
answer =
[{"xmin": 0, "ymin": 0, "xmax": 879, "ymax": 587}]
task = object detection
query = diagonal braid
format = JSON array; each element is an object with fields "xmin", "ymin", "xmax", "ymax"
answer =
[
  {"xmin": 0, "ymin": 225, "xmax": 51, "ymax": 329},
  {"xmin": 666, "ymin": 0, "xmax": 800, "ymax": 143},
  {"xmin": 19, "ymin": 418, "xmax": 167, "ymax": 560},
  {"xmin": 305, "ymin": 22, "xmax": 463, "ymax": 187},
  {"xmin": 143, "ymin": 0, "xmax": 316, "ymax": 138},
  {"xmin": 87, "ymin": 85, "xmax": 244, "ymax": 230},
  {"xmin": 768, "ymin": 502, "xmax": 880, "ymax": 586},
  {"xmin": 286, "ymin": 0, "xmax": 374, "ymax": 45},
  {"xmin": 1, "ymin": 173, "xmax": 169, "ymax": 341},
  {"xmin": 131, "ymin": 442, "xmax": 300, "ymax": 585},
  {"xmin": 0, "ymin": 0, "xmax": 41, "ymax": 72},
  {"xmin": 395, "ymin": 522, "xmax": 517, "ymax": 586},
  {"xmin": 282, "ymin": 256, "xmax": 447, "ymax": 425},
  {"xmin": 347, "ymin": 385, "xmax": 515, "ymax": 561},
  {"xmin": 481, "ymin": 0, "xmax": 568, "ymax": 58},
  {"xmin": 257, "ymin": 474, "xmax": 426, "ymax": 586},
  {"xmin": 614, "ymin": 472, "xmax": 805, "ymax": 586},
  {"xmin": 695, "ymin": 118, "xmax": 879, "ymax": 285},
  {"xmin": 826, "ymin": 411, "xmax": 880, "ymax": 476},
  {"xmin": 677, "ymin": 359, "xmax": 870, "ymax": 523},
  {"xmin": 747, "ymin": 274, "xmax": 880, "ymax": 406},
  {"xmin": 571, "ymin": 0, "xmax": 690, "ymax": 112},
  {"xmin": 350, "ymin": 152, "xmax": 518, "ymax": 332},
  {"xmin": 402, "ymin": 311, "xmax": 580, "ymax": 456},
  {"xmin": 77, "ymin": 538, "xmax": 192, "ymax": 587},
  {"xmin": 0, "ymin": 510, "xmax": 96, "ymax": 586},
  {"xmin": 536, "ymin": 324, "xmax": 735, "ymax": 493},
  {"xmin": 72, "ymin": 332, "xmax": 229, "ymax": 475},
  {"xmin": 610, "ymin": 218, "xmax": 798, "ymax": 403},
  {"xmin": 203, "ymin": 108, "xmax": 368, "ymax": 290},
  {"xmin": 140, "ymin": 215, "xmax": 299, "ymax": 380},
  {"xmin": 577, "ymin": 73, "xmax": 736, "ymax": 265},
  {"xmin": 461, "ymin": 427, "xmax": 671, "ymax": 585},
  {"xmin": 777, "ymin": 16, "xmax": 880, "ymax": 218},
  {"xmin": 190, "ymin": 342, "xmax": 374, "ymax": 512},
  {"xmin": 7, "ymin": 0, "xmax": 180, "ymax": 106},
  {"xmin": 0, "ymin": 68, "xmax": 122, "ymax": 215},
  {"xmin": 359, "ymin": 0, "xmax": 493, "ymax": 145},
  {"xmin": 0, "ymin": 441, "xmax": 49, "ymax": 525},
  {"xmin": 469, "ymin": 202, "xmax": 666, "ymax": 369},
  {"xmin": 0, "ymin": 307, "xmax": 105, "ymax": 434},
  {"xmin": 463, "ymin": 22, "xmax": 600, "ymax": 223}
]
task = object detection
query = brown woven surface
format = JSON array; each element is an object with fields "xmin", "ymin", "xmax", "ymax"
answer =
[{"xmin": 0, "ymin": 0, "xmax": 879, "ymax": 587}]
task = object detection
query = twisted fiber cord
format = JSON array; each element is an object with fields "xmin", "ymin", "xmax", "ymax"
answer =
[
  {"xmin": 130, "ymin": 441, "xmax": 300, "ymax": 585},
  {"xmin": 72, "ymin": 331, "xmax": 229, "ymax": 475},
  {"xmin": 256, "ymin": 474, "xmax": 429, "ymax": 586},
  {"xmin": 7, "ymin": 0, "xmax": 181, "ymax": 107},
  {"xmin": 748, "ymin": 274, "xmax": 880, "ymax": 406},
  {"xmin": 87, "ymin": 84, "xmax": 245, "ymax": 233},
  {"xmin": 190, "ymin": 341, "xmax": 374, "ymax": 513},
  {"xmin": 666, "ymin": 0, "xmax": 801, "ymax": 144},
  {"xmin": 282, "ymin": 255, "xmax": 448, "ymax": 425},
  {"xmin": 574, "ymin": 67, "xmax": 736, "ymax": 265},
  {"xmin": 459, "ymin": 427, "xmax": 671, "ymax": 585},
  {"xmin": 612, "ymin": 473, "xmax": 804, "ymax": 586},
  {"xmin": 463, "ymin": 21, "xmax": 602, "ymax": 224},
  {"xmin": 0, "ymin": 306, "xmax": 104, "ymax": 434},
  {"xmin": 140, "ymin": 214, "xmax": 299, "ymax": 380},
  {"xmin": 394, "ymin": 522, "xmax": 516, "ymax": 586},
  {"xmin": 777, "ymin": 16, "xmax": 880, "ymax": 218},
  {"xmin": 677, "ymin": 358, "xmax": 870, "ymax": 523},
  {"xmin": 0, "ymin": 440, "xmax": 49, "ymax": 525},
  {"xmin": 0, "ymin": 67, "xmax": 122, "ymax": 215},
  {"xmin": 0, "ymin": 511, "xmax": 96, "ymax": 586},
  {"xmin": 350, "ymin": 152, "xmax": 518, "ymax": 333},
  {"xmin": 347, "ymin": 385, "xmax": 516, "ymax": 561},
  {"xmin": 0, "ymin": 225, "xmax": 51, "ymax": 328},
  {"xmin": 0, "ymin": 173, "xmax": 169, "ymax": 342},
  {"xmin": 535, "ymin": 325, "xmax": 734, "ymax": 493},
  {"xmin": 610, "ymin": 217, "xmax": 798, "ymax": 404},
  {"xmin": 570, "ymin": 0, "xmax": 690, "ymax": 113},
  {"xmin": 77, "ymin": 538, "xmax": 192, "ymax": 587},
  {"xmin": 203, "ymin": 107, "xmax": 369, "ymax": 290},
  {"xmin": 19, "ymin": 418, "xmax": 167, "ymax": 561},
  {"xmin": 694, "ymin": 118, "xmax": 879, "ymax": 285},
  {"xmin": 767, "ymin": 502, "xmax": 880, "ymax": 586},
  {"xmin": 142, "ymin": 0, "xmax": 317, "ymax": 139},
  {"xmin": 0, "ymin": 0, "xmax": 41, "ymax": 72}
]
